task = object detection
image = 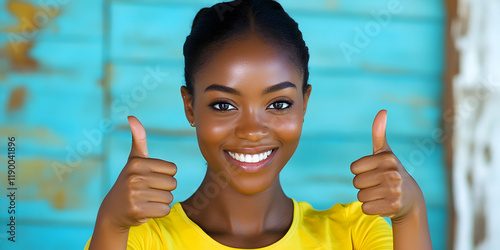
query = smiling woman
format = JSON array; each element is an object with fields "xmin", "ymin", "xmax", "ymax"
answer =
[{"xmin": 84, "ymin": 0, "xmax": 431, "ymax": 249}]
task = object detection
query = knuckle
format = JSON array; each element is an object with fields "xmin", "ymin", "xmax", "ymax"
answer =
[
  {"xmin": 390, "ymin": 184, "xmax": 403, "ymax": 197},
  {"xmin": 128, "ymin": 157, "xmax": 140, "ymax": 166},
  {"xmin": 390, "ymin": 200, "xmax": 402, "ymax": 211},
  {"xmin": 385, "ymin": 171, "xmax": 402, "ymax": 182},
  {"xmin": 129, "ymin": 188, "xmax": 141, "ymax": 201},
  {"xmin": 381, "ymin": 154, "xmax": 398, "ymax": 167},
  {"xmin": 128, "ymin": 174, "xmax": 145, "ymax": 186},
  {"xmin": 128, "ymin": 202, "xmax": 143, "ymax": 219},
  {"xmin": 127, "ymin": 157, "xmax": 144, "ymax": 172}
]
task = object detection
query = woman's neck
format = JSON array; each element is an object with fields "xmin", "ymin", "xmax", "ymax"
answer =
[{"xmin": 181, "ymin": 167, "xmax": 293, "ymax": 239}]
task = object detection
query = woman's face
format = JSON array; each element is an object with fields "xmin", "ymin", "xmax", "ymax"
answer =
[{"xmin": 182, "ymin": 34, "xmax": 311, "ymax": 195}]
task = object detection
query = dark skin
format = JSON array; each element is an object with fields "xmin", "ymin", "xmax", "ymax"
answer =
[
  {"xmin": 89, "ymin": 33, "xmax": 432, "ymax": 249},
  {"xmin": 180, "ymin": 34, "xmax": 308, "ymax": 248}
]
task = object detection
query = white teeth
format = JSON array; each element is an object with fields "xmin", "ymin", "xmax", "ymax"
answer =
[
  {"xmin": 252, "ymin": 154, "xmax": 259, "ymax": 162},
  {"xmin": 228, "ymin": 150, "xmax": 273, "ymax": 163}
]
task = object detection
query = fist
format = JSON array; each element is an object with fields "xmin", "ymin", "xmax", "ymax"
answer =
[
  {"xmin": 350, "ymin": 110, "xmax": 421, "ymax": 220},
  {"xmin": 98, "ymin": 116, "xmax": 178, "ymax": 229}
]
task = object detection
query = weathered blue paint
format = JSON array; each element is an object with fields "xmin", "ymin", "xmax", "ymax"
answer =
[{"xmin": 0, "ymin": 0, "xmax": 447, "ymax": 249}]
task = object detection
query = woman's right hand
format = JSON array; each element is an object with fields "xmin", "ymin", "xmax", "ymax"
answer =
[{"xmin": 97, "ymin": 116, "xmax": 178, "ymax": 231}]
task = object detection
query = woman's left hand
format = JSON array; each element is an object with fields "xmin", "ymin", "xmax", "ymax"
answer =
[{"xmin": 350, "ymin": 109, "xmax": 424, "ymax": 221}]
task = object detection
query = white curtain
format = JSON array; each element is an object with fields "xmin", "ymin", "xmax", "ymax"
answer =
[{"xmin": 452, "ymin": 0, "xmax": 500, "ymax": 249}]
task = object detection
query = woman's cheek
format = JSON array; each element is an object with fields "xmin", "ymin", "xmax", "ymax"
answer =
[
  {"xmin": 195, "ymin": 118, "xmax": 232, "ymax": 161},
  {"xmin": 270, "ymin": 114, "xmax": 303, "ymax": 144}
]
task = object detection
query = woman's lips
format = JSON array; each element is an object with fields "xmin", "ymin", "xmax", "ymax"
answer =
[{"xmin": 224, "ymin": 148, "xmax": 278, "ymax": 173}]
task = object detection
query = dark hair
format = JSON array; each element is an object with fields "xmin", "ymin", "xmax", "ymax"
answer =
[{"xmin": 183, "ymin": 0, "xmax": 310, "ymax": 96}]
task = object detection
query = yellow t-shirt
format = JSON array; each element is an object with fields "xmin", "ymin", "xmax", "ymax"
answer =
[{"xmin": 84, "ymin": 199, "xmax": 393, "ymax": 249}]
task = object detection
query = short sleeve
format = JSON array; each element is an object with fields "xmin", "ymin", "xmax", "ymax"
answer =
[
  {"xmin": 81, "ymin": 221, "xmax": 157, "ymax": 250},
  {"xmin": 347, "ymin": 202, "xmax": 393, "ymax": 250},
  {"xmin": 126, "ymin": 220, "xmax": 156, "ymax": 249}
]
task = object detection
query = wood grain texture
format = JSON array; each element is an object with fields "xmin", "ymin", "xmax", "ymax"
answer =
[{"xmin": 0, "ymin": 0, "xmax": 448, "ymax": 249}]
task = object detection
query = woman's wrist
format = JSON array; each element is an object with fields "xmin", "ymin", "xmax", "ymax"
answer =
[
  {"xmin": 88, "ymin": 211, "xmax": 130, "ymax": 250},
  {"xmin": 390, "ymin": 188, "xmax": 432, "ymax": 250},
  {"xmin": 391, "ymin": 185, "xmax": 426, "ymax": 223}
]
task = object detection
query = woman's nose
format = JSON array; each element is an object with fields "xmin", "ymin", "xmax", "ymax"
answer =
[{"xmin": 235, "ymin": 111, "xmax": 270, "ymax": 142}]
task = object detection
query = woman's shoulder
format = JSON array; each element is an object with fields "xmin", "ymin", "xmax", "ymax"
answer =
[
  {"xmin": 126, "ymin": 202, "xmax": 188, "ymax": 249},
  {"xmin": 135, "ymin": 202, "xmax": 186, "ymax": 230},
  {"xmin": 294, "ymin": 200, "xmax": 393, "ymax": 248},
  {"xmin": 294, "ymin": 199, "xmax": 390, "ymax": 229},
  {"xmin": 295, "ymin": 200, "xmax": 363, "ymax": 218}
]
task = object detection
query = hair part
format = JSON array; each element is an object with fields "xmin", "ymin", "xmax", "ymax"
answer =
[{"xmin": 183, "ymin": 0, "xmax": 310, "ymax": 97}]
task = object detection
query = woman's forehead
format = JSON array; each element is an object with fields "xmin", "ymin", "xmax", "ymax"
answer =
[{"xmin": 193, "ymin": 35, "xmax": 302, "ymax": 91}]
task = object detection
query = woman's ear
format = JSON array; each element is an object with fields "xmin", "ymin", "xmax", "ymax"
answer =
[
  {"xmin": 302, "ymin": 84, "xmax": 312, "ymax": 118},
  {"xmin": 180, "ymin": 86, "xmax": 195, "ymax": 126}
]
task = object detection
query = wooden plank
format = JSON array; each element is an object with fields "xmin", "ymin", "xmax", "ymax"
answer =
[
  {"xmin": 108, "ymin": 62, "xmax": 189, "ymax": 131},
  {"xmin": 108, "ymin": 0, "xmax": 443, "ymax": 20},
  {"xmin": 108, "ymin": 1, "xmax": 444, "ymax": 76},
  {"xmin": 283, "ymin": 0, "xmax": 444, "ymax": 19},
  {"xmin": 0, "ymin": 39, "xmax": 105, "ymax": 154},
  {"xmin": 0, "ymin": 0, "xmax": 103, "ymax": 39},
  {"xmin": 303, "ymin": 71, "xmax": 443, "ymax": 138},
  {"xmin": 0, "ymin": 223, "xmax": 94, "ymax": 249},
  {"xmin": 0, "ymin": 156, "xmax": 103, "ymax": 224},
  {"xmin": 109, "ymin": 2, "xmax": 196, "ymax": 62},
  {"xmin": 293, "ymin": 13, "xmax": 445, "ymax": 75}
]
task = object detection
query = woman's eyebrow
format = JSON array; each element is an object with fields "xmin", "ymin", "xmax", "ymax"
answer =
[
  {"xmin": 204, "ymin": 81, "xmax": 296, "ymax": 95},
  {"xmin": 262, "ymin": 81, "xmax": 296, "ymax": 95},
  {"xmin": 204, "ymin": 84, "xmax": 241, "ymax": 95}
]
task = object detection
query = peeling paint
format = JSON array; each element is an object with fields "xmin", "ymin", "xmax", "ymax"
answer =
[
  {"xmin": 0, "ymin": 126, "xmax": 65, "ymax": 146},
  {"xmin": 2, "ymin": 0, "xmax": 61, "ymax": 71},
  {"xmin": 3, "ymin": 41, "xmax": 38, "ymax": 71},
  {"xmin": 325, "ymin": 0, "xmax": 339, "ymax": 10},
  {"xmin": 380, "ymin": 93, "xmax": 435, "ymax": 128},
  {"xmin": 473, "ymin": 199, "xmax": 486, "ymax": 246},
  {"xmin": 0, "ymin": 157, "xmax": 101, "ymax": 210},
  {"xmin": 3, "ymin": 0, "xmax": 59, "ymax": 33},
  {"xmin": 452, "ymin": 0, "xmax": 500, "ymax": 249},
  {"xmin": 6, "ymin": 86, "xmax": 26, "ymax": 112}
]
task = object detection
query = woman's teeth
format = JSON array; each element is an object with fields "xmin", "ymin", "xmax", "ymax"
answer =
[{"xmin": 228, "ymin": 150, "xmax": 273, "ymax": 163}]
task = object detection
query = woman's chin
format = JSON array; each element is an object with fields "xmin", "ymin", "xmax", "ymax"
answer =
[{"xmin": 228, "ymin": 175, "xmax": 278, "ymax": 195}]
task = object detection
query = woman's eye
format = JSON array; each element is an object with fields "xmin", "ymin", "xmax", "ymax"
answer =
[
  {"xmin": 212, "ymin": 102, "xmax": 236, "ymax": 111},
  {"xmin": 268, "ymin": 101, "xmax": 292, "ymax": 110}
]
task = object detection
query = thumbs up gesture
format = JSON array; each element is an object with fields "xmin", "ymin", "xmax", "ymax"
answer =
[
  {"xmin": 97, "ymin": 116, "xmax": 178, "ymax": 230},
  {"xmin": 350, "ymin": 110, "xmax": 423, "ymax": 220}
]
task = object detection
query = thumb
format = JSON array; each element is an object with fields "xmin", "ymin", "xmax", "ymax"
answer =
[
  {"xmin": 128, "ymin": 116, "xmax": 149, "ymax": 158},
  {"xmin": 372, "ymin": 109, "xmax": 391, "ymax": 154}
]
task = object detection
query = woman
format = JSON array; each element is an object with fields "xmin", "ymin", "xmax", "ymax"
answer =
[{"xmin": 86, "ymin": 0, "xmax": 432, "ymax": 249}]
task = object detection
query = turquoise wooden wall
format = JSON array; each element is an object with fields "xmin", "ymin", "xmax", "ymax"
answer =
[{"xmin": 0, "ymin": 0, "xmax": 447, "ymax": 249}]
